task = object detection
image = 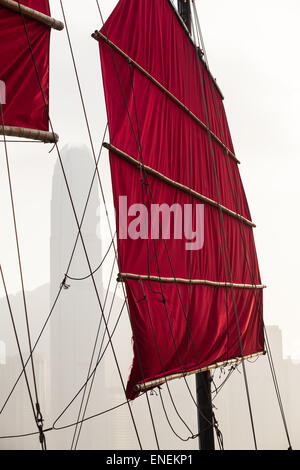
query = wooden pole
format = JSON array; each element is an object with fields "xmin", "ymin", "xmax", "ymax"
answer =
[
  {"xmin": 0, "ymin": 0, "xmax": 64, "ymax": 30},
  {"xmin": 0, "ymin": 126, "xmax": 59, "ymax": 143},
  {"xmin": 117, "ymin": 273, "xmax": 266, "ymax": 290},
  {"xmin": 93, "ymin": 32, "xmax": 239, "ymax": 164},
  {"xmin": 134, "ymin": 352, "xmax": 265, "ymax": 392},
  {"xmin": 104, "ymin": 143, "xmax": 254, "ymax": 228}
]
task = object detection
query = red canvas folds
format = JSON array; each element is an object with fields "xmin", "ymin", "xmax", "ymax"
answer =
[
  {"xmin": 98, "ymin": 0, "xmax": 264, "ymax": 399},
  {"xmin": 20, "ymin": 0, "xmax": 50, "ymax": 15},
  {"xmin": 0, "ymin": 1, "xmax": 51, "ymax": 131}
]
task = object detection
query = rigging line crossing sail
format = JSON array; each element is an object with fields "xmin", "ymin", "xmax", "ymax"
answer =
[
  {"xmin": 93, "ymin": 30, "xmax": 239, "ymax": 164},
  {"xmin": 103, "ymin": 142, "xmax": 253, "ymax": 227},
  {"xmin": 0, "ymin": 0, "xmax": 63, "ymax": 142},
  {"xmin": 0, "ymin": 266, "xmax": 47, "ymax": 447},
  {"xmin": 97, "ymin": 0, "xmax": 265, "ymax": 401},
  {"xmin": 135, "ymin": 352, "xmax": 266, "ymax": 392},
  {"xmin": 0, "ymin": 0, "xmax": 63, "ymax": 29}
]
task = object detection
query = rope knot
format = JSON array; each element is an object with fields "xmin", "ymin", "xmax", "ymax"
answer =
[
  {"xmin": 61, "ymin": 275, "xmax": 70, "ymax": 290},
  {"xmin": 35, "ymin": 403, "xmax": 46, "ymax": 449}
]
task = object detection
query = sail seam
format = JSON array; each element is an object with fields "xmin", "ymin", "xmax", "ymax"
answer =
[
  {"xmin": 104, "ymin": 142, "xmax": 255, "ymax": 228},
  {"xmin": 118, "ymin": 273, "xmax": 266, "ymax": 290},
  {"xmin": 0, "ymin": 0, "xmax": 64, "ymax": 30},
  {"xmin": 93, "ymin": 31, "xmax": 240, "ymax": 164}
]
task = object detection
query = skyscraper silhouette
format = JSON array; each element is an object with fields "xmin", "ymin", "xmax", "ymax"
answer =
[
  {"xmin": 49, "ymin": 144, "xmax": 141, "ymax": 450},
  {"xmin": 50, "ymin": 144, "xmax": 105, "ymax": 448}
]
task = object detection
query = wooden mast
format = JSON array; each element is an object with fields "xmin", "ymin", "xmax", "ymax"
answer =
[
  {"xmin": 177, "ymin": 0, "xmax": 215, "ymax": 451},
  {"xmin": 177, "ymin": 0, "xmax": 192, "ymax": 33}
]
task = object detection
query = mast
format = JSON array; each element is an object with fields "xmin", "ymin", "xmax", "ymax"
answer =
[
  {"xmin": 177, "ymin": 0, "xmax": 192, "ymax": 33},
  {"xmin": 196, "ymin": 372, "xmax": 215, "ymax": 450},
  {"xmin": 177, "ymin": 0, "xmax": 215, "ymax": 450}
]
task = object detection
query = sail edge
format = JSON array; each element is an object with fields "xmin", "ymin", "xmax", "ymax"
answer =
[{"xmin": 135, "ymin": 351, "xmax": 266, "ymax": 393}]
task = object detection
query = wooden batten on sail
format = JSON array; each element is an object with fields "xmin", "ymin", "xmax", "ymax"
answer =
[
  {"xmin": 134, "ymin": 351, "xmax": 266, "ymax": 393},
  {"xmin": 104, "ymin": 143, "xmax": 255, "ymax": 228},
  {"xmin": 117, "ymin": 273, "xmax": 266, "ymax": 290},
  {"xmin": 98, "ymin": 0, "xmax": 265, "ymax": 407},
  {"xmin": 0, "ymin": 125, "xmax": 59, "ymax": 143},
  {"xmin": 93, "ymin": 31, "xmax": 240, "ymax": 165},
  {"xmin": 0, "ymin": 0, "xmax": 64, "ymax": 30},
  {"xmin": 0, "ymin": 0, "xmax": 63, "ymax": 143}
]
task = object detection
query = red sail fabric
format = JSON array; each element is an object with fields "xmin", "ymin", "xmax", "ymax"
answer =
[
  {"xmin": 0, "ymin": 0, "xmax": 50, "ymax": 131},
  {"xmin": 98, "ymin": 0, "xmax": 264, "ymax": 399},
  {"xmin": 19, "ymin": 0, "xmax": 50, "ymax": 15}
]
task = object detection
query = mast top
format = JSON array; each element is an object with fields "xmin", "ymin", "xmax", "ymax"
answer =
[{"xmin": 177, "ymin": 0, "xmax": 191, "ymax": 33}]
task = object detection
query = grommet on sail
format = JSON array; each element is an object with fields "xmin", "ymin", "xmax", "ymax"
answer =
[
  {"xmin": 0, "ymin": 0, "xmax": 64, "ymax": 143},
  {"xmin": 95, "ymin": 0, "xmax": 265, "ymax": 400}
]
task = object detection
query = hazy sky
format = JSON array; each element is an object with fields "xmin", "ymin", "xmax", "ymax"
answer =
[{"xmin": 1, "ymin": 0, "xmax": 300, "ymax": 359}]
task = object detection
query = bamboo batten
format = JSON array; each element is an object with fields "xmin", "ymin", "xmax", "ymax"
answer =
[
  {"xmin": 0, "ymin": 0, "xmax": 64, "ymax": 30},
  {"xmin": 104, "ymin": 143, "xmax": 255, "ymax": 228},
  {"xmin": 134, "ymin": 351, "xmax": 266, "ymax": 392},
  {"xmin": 93, "ymin": 31, "xmax": 239, "ymax": 164},
  {"xmin": 118, "ymin": 273, "xmax": 266, "ymax": 290},
  {"xmin": 0, "ymin": 126, "xmax": 59, "ymax": 143}
]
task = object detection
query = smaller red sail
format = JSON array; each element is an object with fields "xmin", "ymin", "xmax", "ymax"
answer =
[{"xmin": 0, "ymin": 1, "xmax": 51, "ymax": 132}]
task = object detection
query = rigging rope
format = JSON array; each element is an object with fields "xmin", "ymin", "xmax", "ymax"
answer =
[
  {"xmin": 129, "ymin": 56, "xmax": 227, "ymax": 445},
  {"xmin": 59, "ymin": 0, "xmax": 169, "ymax": 449},
  {"xmin": 0, "ymin": 392, "xmax": 147, "ymax": 441},
  {"xmin": 61, "ymin": 2, "xmax": 203, "ymax": 452},
  {"xmin": 71, "ymin": 269, "xmax": 119, "ymax": 449},
  {"xmin": 0, "ymin": 266, "xmax": 46, "ymax": 449},
  {"xmin": 128, "ymin": 62, "xmax": 204, "ymax": 438},
  {"xmin": 66, "ymin": 235, "xmax": 115, "ymax": 282},
  {"xmin": 15, "ymin": 0, "xmax": 143, "ymax": 450},
  {"xmin": 96, "ymin": 0, "xmax": 228, "ymax": 445},
  {"xmin": 191, "ymin": 0, "xmax": 209, "ymax": 66},
  {"xmin": 54, "ymin": 392, "xmax": 147, "ymax": 433},
  {"xmin": 0, "ymin": 126, "xmax": 107, "ymax": 418},
  {"xmin": 0, "ymin": 100, "xmax": 46, "ymax": 450},
  {"xmin": 188, "ymin": 10, "xmax": 260, "ymax": 447},
  {"xmin": 128, "ymin": 31, "xmax": 226, "ymax": 445},
  {"xmin": 158, "ymin": 388, "xmax": 199, "ymax": 443},
  {"xmin": 2, "ymin": 0, "xmax": 290, "ymax": 452},
  {"xmin": 191, "ymin": 0, "xmax": 292, "ymax": 450},
  {"xmin": 52, "ymin": 300, "xmax": 126, "ymax": 429},
  {"xmin": 194, "ymin": 2, "xmax": 292, "ymax": 447}
]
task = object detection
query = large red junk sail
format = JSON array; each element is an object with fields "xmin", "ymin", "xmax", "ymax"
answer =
[
  {"xmin": 98, "ymin": 0, "xmax": 264, "ymax": 399},
  {"xmin": 0, "ymin": 0, "xmax": 61, "ymax": 141}
]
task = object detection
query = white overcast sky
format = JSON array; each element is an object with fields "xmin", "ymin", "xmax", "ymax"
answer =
[{"xmin": 0, "ymin": 0, "xmax": 300, "ymax": 358}]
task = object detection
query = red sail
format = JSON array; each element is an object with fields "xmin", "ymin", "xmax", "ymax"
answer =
[
  {"xmin": 0, "ymin": 1, "xmax": 51, "ymax": 132},
  {"xmin": 98, "ymin": 0, "xmax": 264, "ymax": 399}
]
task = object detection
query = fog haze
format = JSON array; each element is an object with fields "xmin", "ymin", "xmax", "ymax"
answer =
[{"xmin": 0, "ymin": 0, "xmax": 300, "ymax": 450}]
